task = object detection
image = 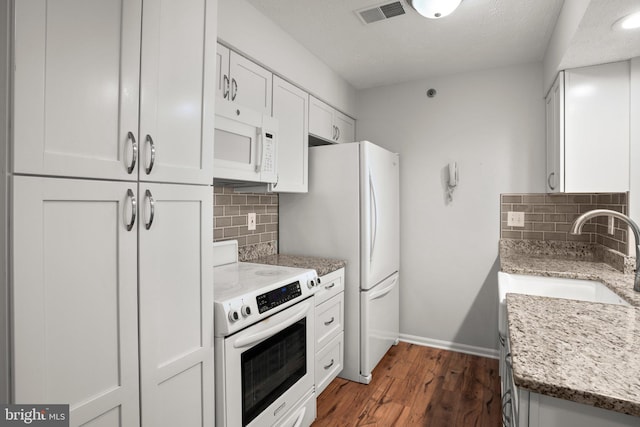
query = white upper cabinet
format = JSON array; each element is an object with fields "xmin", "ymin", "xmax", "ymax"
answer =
[
  {"xmin": 272, "ymin": 76, "xmax": 309, "ymax": 192},
  {"xmin": 12, "ymin": 0, "xmax": 215, "ymax": 185},
  {"xmin": 138, "ymin": 0, "xmax": 216, "ymax": 185},
  {"xmin": 216, "ymin": 43, "xmax": 273, "ymax": 115},
  {"xmin": 13, "ymin": 0, "xmax": 142, "ymax": 181},
  {"xmin": 545, "ymin": 61, "xmax": 630, "ymax": 193},
  {"xmin": 309, "ymin": 96, "xmax": 356, "ymax": 144}
]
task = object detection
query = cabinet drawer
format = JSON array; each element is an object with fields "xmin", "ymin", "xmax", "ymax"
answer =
[
  {"xmin": 315, "ymin": 332, "xmax": 343, "ymax": 396},
  {"xmin": 315, "ymin": 268, "xmax": 344, "ymax": 306},
  {"xmin": 315, "ymin": 293, "xmax": 343, "ymax": 349},
  {"xmin": 275, "ymin": 390, "xmax": 316, "ymax": 427}
]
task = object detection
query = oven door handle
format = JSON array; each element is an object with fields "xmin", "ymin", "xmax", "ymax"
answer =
[{"xmin": 233, "ymin": 302, "xmax": 311, "ymax": 349}]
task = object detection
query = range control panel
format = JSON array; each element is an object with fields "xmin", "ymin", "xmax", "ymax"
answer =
[{"xmin": 256, "ymin": 281, "xmax": 302, "ymax": 314}]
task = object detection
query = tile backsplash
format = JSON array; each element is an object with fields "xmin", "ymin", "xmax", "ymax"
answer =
[
  {"xmin": 500, "ymin": 193, "xmax": 629, "ymax": 254},
  {"xmin": 213, "ymin": 186, "xmax": 278, "ymax": 260}
]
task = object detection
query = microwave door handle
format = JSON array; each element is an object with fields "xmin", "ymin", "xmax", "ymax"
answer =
[
  {"xmin": 254, "ymin": 130, "xmax": 263, "ymax": 173},
  {"xmin": 233, "ymin": 301, "xmax": 311, "ymax": 348}
]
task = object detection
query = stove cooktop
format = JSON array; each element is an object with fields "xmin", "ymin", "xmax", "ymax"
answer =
[{"xmin": 213, "ymin": 260, "xmax": 319, "ymax": 337}]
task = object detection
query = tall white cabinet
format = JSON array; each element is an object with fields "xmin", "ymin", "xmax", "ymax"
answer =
[{"xmin": 3, "ymin": 0, "xmax": 216, "ymax": 426}]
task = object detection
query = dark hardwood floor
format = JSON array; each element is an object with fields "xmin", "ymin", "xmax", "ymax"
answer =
[{"xmin": 313, "ymin": 342, "xmax": 501, "ymax": 427}]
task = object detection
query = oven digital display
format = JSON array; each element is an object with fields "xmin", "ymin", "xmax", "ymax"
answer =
[{"xmin": 256, "ymin": 281, "xmax": 302, "ymax": 314}]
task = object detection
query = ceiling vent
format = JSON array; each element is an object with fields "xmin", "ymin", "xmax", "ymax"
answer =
[{"xmin": 356, "ymin": 1, "xmax": 406, "ymax": 24}]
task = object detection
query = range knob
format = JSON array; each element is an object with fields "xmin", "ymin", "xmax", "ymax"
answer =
[
  {"xmin": 228, "ymin": 309, "xmax": 240, "ymax": 322},
  {"xmin": 240, "ymin": 305, "xmax": 252, "ymax": 317},
  {"xmin": 307, "ymin": 278, "xmax": 317, "ymax": 289}
]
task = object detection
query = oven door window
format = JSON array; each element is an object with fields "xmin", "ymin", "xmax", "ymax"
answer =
[{"xmin": 241, "ymin": 318, "xmax": 306, "ymax": 426}]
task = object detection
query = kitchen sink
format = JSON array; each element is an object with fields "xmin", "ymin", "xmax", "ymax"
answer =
[{"xmin": 497, "ymin": 272, "xmax": 629, "ymax": 335}]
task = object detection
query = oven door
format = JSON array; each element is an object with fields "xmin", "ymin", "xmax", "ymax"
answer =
[{"xmin": 217, "ymin": 299, "xmax": 315, "ymax": 427}]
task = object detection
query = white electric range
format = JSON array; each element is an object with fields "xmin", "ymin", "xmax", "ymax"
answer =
[{"xmin": 213, "ymin": 240, "xmax": 319, "ymax": 427}]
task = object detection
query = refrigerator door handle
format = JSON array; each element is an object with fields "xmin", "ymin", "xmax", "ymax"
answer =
[
  {"xmin": 369, "ymin": 171, "xmax": 378, "ymax": 263},
  {"xmin": 370, "ymin": 276, "xmax": 398, "ymax": 301}
]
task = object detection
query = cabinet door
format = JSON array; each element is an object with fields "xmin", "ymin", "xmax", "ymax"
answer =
[
  {"xmin": 545, "ymin": 72, "xmax": 564, "ymax": 193},
  {"xmin": 216, "ymin": 43, "xmax": 230, "ymax": 101},
  {"xmin": 229, "ymin": 51, "xmax": 273, "ymax": 115},
  {"xmin": 12, "ymin": 176, "xmax": 140, "ymax": 426},
  {"xmin": 334, "ymin": 111, "xmax": 356, "ymax": 144},
  {"xmin": 564, "ymin": 61, "xmax": 629, "ymax": 193},
  {"xmin": 309, "ymin": 96, "xmax": 335, "ymax": 141},
  {"xmin": 272, "ymin": 76, "xmax": 309, "ymax": 192},
  {"xmin": 138, "ymin": 183, "xmax": 214, "ymax": 427},
  {"xmin": 13, "ymin": 0, "xmax": 142, "ymax": 181},
  {"xmin": 139, "ymin": 0, "xmax": 216, "ymax": 185}
]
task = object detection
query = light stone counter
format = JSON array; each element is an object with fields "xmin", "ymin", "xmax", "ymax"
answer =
[
  {"xmin": 507, "ymin": 293, "xmax": 640, "ymax": 417},
  {"xmin": 251, "ymin": 254, "xmax": 346, "ymax": 277},
  {"xmin": 500, "ymin": 239, "xmax": 640, "ymax": 418}
]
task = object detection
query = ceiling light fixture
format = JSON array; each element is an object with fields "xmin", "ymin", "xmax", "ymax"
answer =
[
  {"xmin": 408, "ymin": 0, "xmax": 462, "ymax": 19},
  {"xmin": 613, "ymin": 11, "xmax": 640, "ymax": 30}
]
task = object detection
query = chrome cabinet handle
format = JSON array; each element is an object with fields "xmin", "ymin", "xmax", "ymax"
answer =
[
  {"xmin": 126, "ymin": 132, "xmax": 138, "ymax": 174},
  {"xmin": 336, "ymin": 126, "xmax": 340, "ymax": 141},
  {"xmin": 126, "ymin": 189, "xmax": 137, "ymax": 231},
  {"xmin": 325, "ymin": 282, "xmax": 335, "ymax": 290},
  {"xmin": 323, "ymin": 359, "xmax": 335, "ymax": 370},
  {"xmin": 324, "ymin": 317, "xmax": 335, "ymax": 326},
  {"xmin": 145, "ymin": 135, "xmax": 155, "ymax": 175},
  {"xmin": 144, "ymin": 189, "xmax": 155, "ymax": 230},
  {"xmin": 547, "ymin": 172, "xmax": 556, "ymax": 190},
  {"xmin": 231, "ymin": 78, "xmax": 238, "ymax": 101},
  {"xmin": 223, "ymin": 74, "xmax": 230, "ymax": 99}
]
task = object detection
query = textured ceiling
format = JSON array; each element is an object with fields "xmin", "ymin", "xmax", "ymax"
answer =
[
  {"xmin": 246, "ymin": 0, "xmax": 565, "ymax": 89},
  {"xmin": 561, "ymin": 0, "xmax": 640, "ymax": 70}
]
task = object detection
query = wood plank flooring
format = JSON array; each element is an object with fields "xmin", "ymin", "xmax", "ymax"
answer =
[{"xmin": 313, "ymin": 342, "xmax": 501, "ymax": 427}]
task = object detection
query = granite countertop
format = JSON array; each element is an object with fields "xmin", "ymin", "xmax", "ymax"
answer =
[
  {"xmin": 251, "ymin": 254, "xmax": 346, "ymax": 277},
  {"xmin": 507, "ymin": 293, "xmax": 640, "ymax": 417},
  {"xmin": 500, "ymin": 239, "xmax": 640, "ymax": 417},
  {"xmin": 501, "ymin": 253, "xmax": 640, "ymax": 307}
]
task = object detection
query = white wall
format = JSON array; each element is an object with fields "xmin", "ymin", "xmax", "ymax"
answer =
[
  {"xmin": 356, "ymin": 63, "xmax": 546, "ymax": 354},
  {"xmin": 217, "ymin": 0, "xmax": 357, "ymax": 117}
]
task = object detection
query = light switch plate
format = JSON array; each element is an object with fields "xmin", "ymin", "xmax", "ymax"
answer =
[
  {"xmin": 507, "ymin": 211, "xmax": 525, "ymax": 227},
  {"xmin": 248, "ymin": 213, "xmax": 256, "ymax": 231}
]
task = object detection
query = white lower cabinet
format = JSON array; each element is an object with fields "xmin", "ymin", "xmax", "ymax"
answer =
[
  {"xmin": 502, "ymin": 334, "xmax": 638, "ymax": 427},
  {"xmin": 137, "ymin": 183, "xmax": 214, "ymax": 427},
  {"xmin": 275, "ymin": 390, "xmax": 316, "ymax": 427},
  {"xmin": 12, "ymin": 176, "xmax": 140, "ymax": 426},
  {"xmin": 11, "ymin": 176, "xmax": 213, "ymax": 426},
  {"xmin": 314, "ymin": 268, "xmax": 345, "ymax": 395}
]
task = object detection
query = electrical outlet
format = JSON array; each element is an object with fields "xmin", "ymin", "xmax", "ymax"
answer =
[
  {"xmin": 507, "ymin": 211, "xmax": 525, "ymax": 227},
  {"xmin": 248, "ymin": 213, "xmax": 256, "ymax": 231}
]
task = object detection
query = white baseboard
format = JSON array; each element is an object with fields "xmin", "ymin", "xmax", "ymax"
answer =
[{"xmin": 399, "ymin": 333, "xmax": 499, "ymax": 359}]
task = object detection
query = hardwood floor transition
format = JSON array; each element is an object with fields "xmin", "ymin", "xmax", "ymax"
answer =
[{"xmin": 313, "ymin": 342, "xmax": 501, "ymax": 427}]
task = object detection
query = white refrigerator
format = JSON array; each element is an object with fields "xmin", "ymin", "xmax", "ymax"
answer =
[{"xmin": 280, "ymin": 141, "xmax": 400, "ymax": 384}]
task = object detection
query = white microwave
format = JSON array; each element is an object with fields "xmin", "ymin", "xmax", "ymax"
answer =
[{"xmin": 214, "ymin": 102, "xmax": 278, "ymax": 184}]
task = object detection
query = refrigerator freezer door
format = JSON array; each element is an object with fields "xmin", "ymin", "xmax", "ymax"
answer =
[
  {"xmin": 360, "ymin": 141, "xmax": 400, "ymax": 290},
  {"xmin": 360, "ymin": 272, "xmax": 400, "ymax": 382}
]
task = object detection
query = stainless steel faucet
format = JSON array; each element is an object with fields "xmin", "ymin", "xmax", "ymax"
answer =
[{"xmin": 570, "ymin": 209, "xmax": 640, "ymax": 292}]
